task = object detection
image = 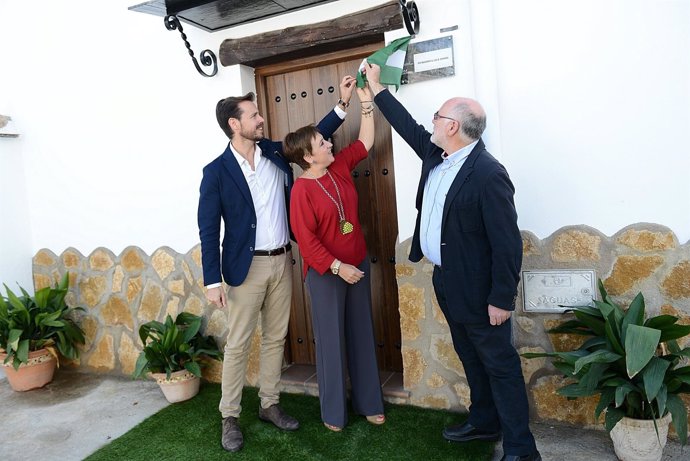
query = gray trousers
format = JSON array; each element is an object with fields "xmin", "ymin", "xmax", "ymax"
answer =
[{"xmin": 305, "ymin": 259, "xmax": 384, "ymax": 428}]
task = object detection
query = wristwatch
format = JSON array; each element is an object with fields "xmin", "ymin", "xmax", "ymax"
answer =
[{"xmin": 331, "ymin": 259, "xmax": 341, "ymax": 275}]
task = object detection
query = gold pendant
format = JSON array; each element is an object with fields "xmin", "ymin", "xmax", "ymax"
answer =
[{"xmin": 339, "ymin": 220, "xmax": 354, "ymax": 235}]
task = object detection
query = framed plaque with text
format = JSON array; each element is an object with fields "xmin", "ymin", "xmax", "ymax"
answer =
[
  {"xmin": 522, "ymin": 270, "xmax": 597, "ymax": 313},
  {"xmin": 402, "ymin": 35, "xmax": 455, "ymax": 85}
]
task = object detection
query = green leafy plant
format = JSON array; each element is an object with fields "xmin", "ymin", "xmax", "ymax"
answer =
[
  {"xmin": 523, "ymin": 280, "xmax": 690, "ymax": 445},
  {"xmin": 0, "ymin": 272, "xmax": 86, "ymax": 370},
  {"xmin": 133, "ymin": 312, "xmax": 223, "ymax": 380}
]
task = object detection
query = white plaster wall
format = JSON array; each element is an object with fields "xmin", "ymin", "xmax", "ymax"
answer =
[
  {"xmin": 1, "ymin": 0, "xmax": 689, "ymax": 289},
  {"xmin": 0, "ymin": 0, "xmax": 241, "ymax": 284},
  {"xmin": 0, "ymin": 133, "xmax": 33, "ymax": 291},
  {"xmin": 491, "ymin": 0, "xmax": 690, "ymax": 243}
]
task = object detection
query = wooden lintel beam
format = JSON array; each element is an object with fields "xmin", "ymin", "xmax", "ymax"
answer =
[{"xmin": 219, "ymin": 0, "xmax": 404, "ymax": 68}]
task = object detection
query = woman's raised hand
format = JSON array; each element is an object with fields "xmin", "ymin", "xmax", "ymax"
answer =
[
  {"xmin": 338, "ymin": 75, "xmax": 357, "ymax": 106},
  {"xmin": 355, "ymin": 83, "xmax": 372, "ymax": 102}
]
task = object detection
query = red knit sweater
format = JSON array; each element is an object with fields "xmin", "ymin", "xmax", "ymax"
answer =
[{"xmin": 290, "ymin": 140, "xmax": 368, "ymax": 278}]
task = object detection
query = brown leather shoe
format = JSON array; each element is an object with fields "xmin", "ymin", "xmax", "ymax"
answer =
[
  {"xmin": 221, "ymin": 416, "xmax": 243, "ymax": 452},
  {"xmin": 258, "ymin": 404, "xmax": 299, "ymax": 431}
]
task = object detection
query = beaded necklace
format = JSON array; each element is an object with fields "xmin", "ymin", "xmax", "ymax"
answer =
[{"xmin": 305, "ymin": 169, "xmax": 353, "ymax": 235}]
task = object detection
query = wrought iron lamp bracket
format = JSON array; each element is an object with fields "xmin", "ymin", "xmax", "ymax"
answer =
[
  {"xmin": 400, "ymin": 0, "xmax": 420, "ymax": 36},
  {"xmin": 164, "ymin": 15, "xmax": 218, "ymax": 78}
]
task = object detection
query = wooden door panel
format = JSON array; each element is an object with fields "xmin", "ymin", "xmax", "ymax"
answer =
[
  {"xmin": 287, "ymin": 243, "xmax": 314, "ymax": 363},
  {"xmin": 284, "ymin": 69, "xmax": 315, "ymax": 131},
  {"xmin": 309, "ymin": 65, "xmax": 339, "ymax": 134},
  {"xmin": 285, "ymin": 68, "xmax": 318, "ymax": 364},
  {"xmin": 264, "ymin": 75, "xmax": 289, "ymax": 141},
  {"xmin": 368, "ymin": 112, "xmax": 402, "ymax": 371},
  {"xmin": 265, "ymin": 73, "xmax": 314, "ymax": 364}
]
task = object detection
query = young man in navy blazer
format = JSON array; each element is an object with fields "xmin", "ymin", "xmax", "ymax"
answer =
[
  {"xmin": 198, "ymin": 77, "xmax": 355, "ymax": 452},
  {"xmin": 365, "ymin": 63, "xmax": 540, "ymax": 461}
]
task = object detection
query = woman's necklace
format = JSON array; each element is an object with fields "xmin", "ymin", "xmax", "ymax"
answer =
[{"xmin": 305, "ymin": 169, "xmax": 353, "ymax": 235}]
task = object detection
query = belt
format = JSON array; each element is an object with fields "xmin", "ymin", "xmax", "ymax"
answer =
[{"xmin": 254, "ymin": 243, "xmax": 291, "ymax": 257}]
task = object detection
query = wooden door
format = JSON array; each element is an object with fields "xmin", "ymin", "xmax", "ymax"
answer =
[{"xmin": 256, "ymin": 44, "xmax": 402, "ymax": 372}]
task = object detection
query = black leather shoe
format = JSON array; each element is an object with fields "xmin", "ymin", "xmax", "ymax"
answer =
[
  {"xmin": 442, "ymin": 422, "xmax": 501, "ymax": 442},
  {"xmin": 500, "ymin": 451, "xmax": 542, "ymax": 461},
  {"xmin": 259, "ymin": 404, "xmax": 300, "ymax": 431},
  {"xmin": 221, "ymin": 416, "xmax": 243, "ymax": 452}
]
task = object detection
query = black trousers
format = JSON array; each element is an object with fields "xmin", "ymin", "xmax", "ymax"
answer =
[
  {"xmin": 433, "ymin": 266, "xmax": 537, "ymax": 456},
  {"xmin": 306, "ymin": 259, "xmax": 384, "ymax": 428}
]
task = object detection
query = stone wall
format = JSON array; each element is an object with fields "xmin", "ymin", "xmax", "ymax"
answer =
[
  {"xmin": 31, "ymin": 223, "xmax": 690, "ymax": 429},
  {"xmin": 396, "ymin": 223, "xmax": 690, "ymax": 430},
  {"xmin": 31, "ymin": 246, "xmax": 234, "ymax": 383}
]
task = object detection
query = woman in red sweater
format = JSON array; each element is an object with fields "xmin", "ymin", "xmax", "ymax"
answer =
[{"xmin": 284, "ymin": 75, "xmax": 384, "ymax": 432}]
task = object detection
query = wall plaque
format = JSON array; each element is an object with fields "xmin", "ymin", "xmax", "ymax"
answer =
[
  {"xmin": 522, "ymin": 270, "xmax": 596, "ymax": 313},
  {"xmin": 0, "ymin": 115, "xmax": 19, "ymax": 138},
  {"xmin": 402, "ymin": 35, "xmax": 455, "ymax": 85}
]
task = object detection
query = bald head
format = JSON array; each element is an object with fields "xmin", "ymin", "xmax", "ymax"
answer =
[{"xmin": 444, "ymin": 97, "xmax": 486, "ymax": 141}]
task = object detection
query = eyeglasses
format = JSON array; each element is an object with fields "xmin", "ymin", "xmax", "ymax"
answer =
[{"xmin": 433, "ymin": 111, "xmax": 458, "ymax": 123}]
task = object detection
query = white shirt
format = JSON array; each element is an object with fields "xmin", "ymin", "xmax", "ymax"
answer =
[
  {"xmin": 205, "ymin": 145, "xmax": 289, "ymax": 290},
  {"xmin": 420, "ymin": 140, "xmax": 478, "ymax": 266},
  {"xmin": 231, "ymin": 143, "xmax": 290, "ymax": 252}
]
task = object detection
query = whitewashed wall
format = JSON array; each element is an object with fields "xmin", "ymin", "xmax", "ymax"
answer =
[
  {"xmin": 1, "ymin": 0, "xmax": 689, "ymax": 290},
  {"xmin": 492, "ymin": 0, "xmax": 690, "ymax": 241}
]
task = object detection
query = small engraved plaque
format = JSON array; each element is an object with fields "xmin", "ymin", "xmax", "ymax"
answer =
[{"xmin": 522, "ymin": 270, "xmax": 596, "ymax": 313}]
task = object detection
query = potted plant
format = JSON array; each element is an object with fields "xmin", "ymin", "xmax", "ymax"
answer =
[
  {"xmin": 133, "ymin": 312, "xmax": 223, "ymax": 403},
  {"xmin": 524, "ymin": 280, "xmax": 690, "ymax": 461},
  {"xmin": 0, "ymin": 272, "xmax": 85, "ymax": 391}
]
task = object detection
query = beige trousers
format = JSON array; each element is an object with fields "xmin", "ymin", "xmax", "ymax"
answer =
[{"xmin": 218, "ymin": 252, "xmax": 292, "ymax": 418}]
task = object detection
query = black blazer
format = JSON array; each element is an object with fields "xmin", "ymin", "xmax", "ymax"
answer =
[
  {"xmin": 198, "ymin": 110, "xmax": 344, "ymax": 287},
  {"xmin": 375, "ymin": 90, "xmax": 522, "ymax": 323}
]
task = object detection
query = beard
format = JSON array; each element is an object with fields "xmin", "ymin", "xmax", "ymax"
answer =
[
  {"xmin": 240, "ymin": 123, "xmax": 264, "ymax": 142},
  {"xmin": 430, "ymin": 130, "xmax": 441, "ymax": 147}
]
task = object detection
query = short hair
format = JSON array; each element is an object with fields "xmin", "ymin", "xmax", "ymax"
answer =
[
  {"xmin": 462, "ymin": 111, "xmax": 486, "ymax": 140},
  {"xmin": 283, "ymin": 125, "xmax": 320, "ymax": 170},
  {"xmin": 216, "ymin": 92, "xmax": 255, "ymax": 139},
  {"xmin": 450, "ymin": 103, "xmax": 487, "ymax": 140}
]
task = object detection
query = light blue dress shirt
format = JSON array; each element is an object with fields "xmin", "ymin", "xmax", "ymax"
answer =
[{"xmin": 420, "ymin": 140, "xmax": 479, "ymax": 266}]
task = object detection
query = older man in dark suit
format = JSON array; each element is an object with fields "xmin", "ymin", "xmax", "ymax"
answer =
[
  {"xmin": 365, "ymin": 63, "xmax": 540, "ymax": 461},
  {"xmin": 198, "ymin": 77, "xmax": 354, "ymax": 452}
]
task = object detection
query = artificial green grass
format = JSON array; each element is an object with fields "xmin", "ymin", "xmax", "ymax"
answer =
[{"xmin": 86, "ymin": 383, "xmax": 494, "ymax": 461}]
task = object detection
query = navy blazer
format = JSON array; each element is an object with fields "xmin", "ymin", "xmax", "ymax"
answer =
[
  {"xmin": 198, "ymin": 110, "xmax": 344, "ymax": 287},
  {"xmin": 374, "ymin": 90, "xmax": 522, "ymax": 323}
]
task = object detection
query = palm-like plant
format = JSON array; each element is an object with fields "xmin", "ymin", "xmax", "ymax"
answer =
[
  {"xmin": 133, "ymin": 312, "xmax": 222, "ymax": 380},
  {"xmin": 0, "ymin": 272, "xmax": 85, "ymax": 370},
  {"xmin": 523, "ymin": 280, "xmax": 690, "ymax": 445}
]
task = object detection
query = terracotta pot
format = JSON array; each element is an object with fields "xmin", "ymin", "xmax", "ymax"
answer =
[
  {"xmin": 609, "ymin": 413, "xmax": 672, "ymax": 461},
  {"xmin": 150, "ymin": 369, "xmax": 200, "ymax": 403},
  {"xmin": 0, "ymin": 349, "xmax": 57, "ymax": 391}
]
